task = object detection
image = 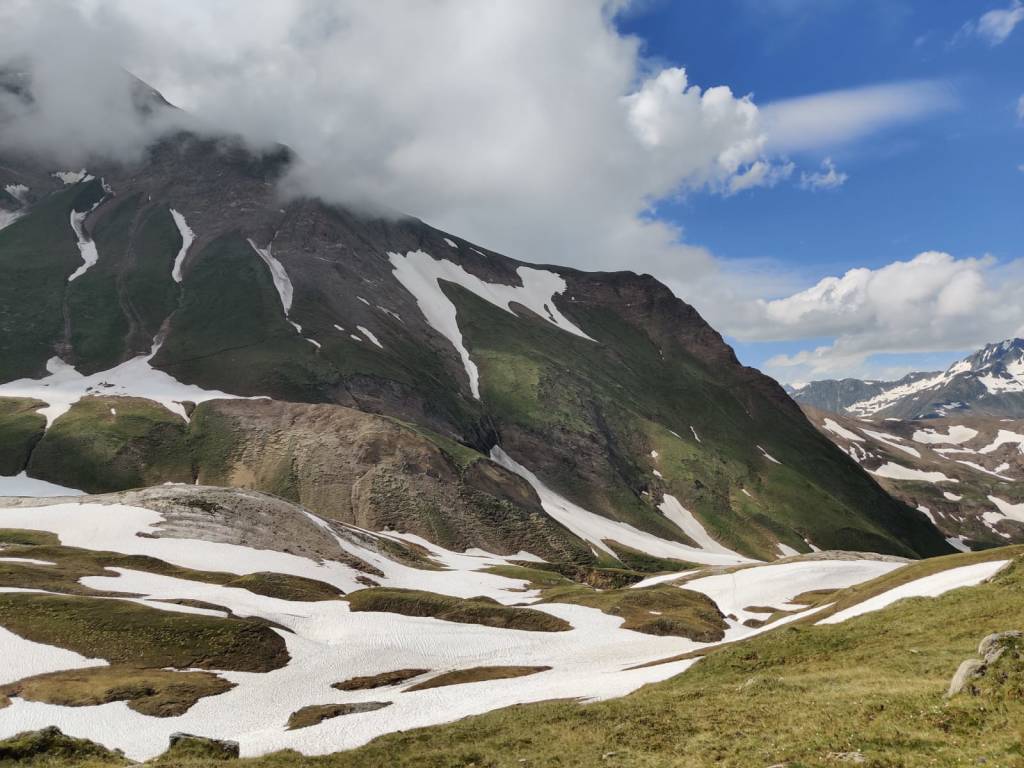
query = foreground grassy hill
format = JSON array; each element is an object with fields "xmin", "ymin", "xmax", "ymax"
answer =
[{"xmin": 4, "ymin": 547, "xmax": 1022, "ymax": 767}]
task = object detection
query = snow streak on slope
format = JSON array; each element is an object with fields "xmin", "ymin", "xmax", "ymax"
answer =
[
  {"xmin": 390, "ymin": 250, "xmax": 592, "ymax": 398},
  {"xmin": 67, "ymin": 208, "xmax": 100, "ymax": 282},
  {"xmin": 248, "ymin": 239, "xmax": 294, "ymax": 313},
  {"xmin": 682, "ymin": 560, "xmax": 904, "ymax": 626},
  {"xmin": 657, "ymin": 494, "xmax": 744, "ymax": 558},
  {"xmin": 823, "ymin": 418, "xmax": 863, "ymax": 442},
  {"xmin": 0, "ymin": 209, "xmax": 22, "ymax": 231},
  {"xmin": 818, "ymin": 560, "xmax": 1009, "ymax": 625},
  {"xmin": 169, "ymin": 209, "xmax": 194, "ymax": 283},
  {"xmin": 490, "ymin": 447, "xmax": 750, "ymax": 565},
  {"xmin": 869, "ymin": 463, "xmax": 958, "ymax": 484},
  {"xmin": 0, "ymin": 345, "xmax": 241, "ymax": 426}
]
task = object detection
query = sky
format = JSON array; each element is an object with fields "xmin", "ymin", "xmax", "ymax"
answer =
[{"xmin": 0, "ymin": 0, "xmax": 1022, "ymax": 384}]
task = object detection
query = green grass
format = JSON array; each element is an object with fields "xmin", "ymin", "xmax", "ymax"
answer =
[
  {"xmin": 333, "ymin": 669, "xmax": 429, "ymax": 691},
  {"xmin": 27, "ymin": 396, "xmax": 191, "ymax": 493},
  {"xmin": 540, "ymin": 584, "xmax": 727, "ymax": 641},
  {"xmin": 346, "ymin": 588, "xmax": 571, "ymax": 632},
  {"xmin": 0, "ymin": 397, "xmax": 46, "ymax": 475},
  {"xmin": 405, "ymin": 666, "xmax": 551, "ymax": 692},
  {"xmin": 0, "ymin": 181, "xmax": 104, "ymax": 381},
  {"xmin": 287, "ymin": 703, "xmax": 391, "ymax": 730},
  {"xmin": 1, "ymin": 667, "xmax": 233, "ymax": 717},
  {"xmin": 224, "ymin": 572, "xmax": 343, "ymax": 602},
  {"xmin": 0, "ymin": 592, "xmax": 289, "ymax": 672},
  {"xmin": 0, "ymin": 727, "xmax": 127, "ymax": 766}
]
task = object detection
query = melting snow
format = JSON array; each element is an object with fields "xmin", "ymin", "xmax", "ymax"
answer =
[
  {"xmin": 491, "ymin": 447, "xmax": 750, "ymax": 566},
  {"xmin": 3, "ymin": 183, "xmax": 28, "ymax": 202},
  {"xmin": 67, "ymin": 208, "xmax": 100, "ymax": 282},
  {"xmin": 955, "ymin": 461, "xmax": 1014, "ymax": 481},
  {"xmin": 248, "ymin": 239, "xmax": 294, "ymax": 314},
  {"xmin": 357, "ymin": 326, "xmax": 383, "ymax": 349},
  {"xmin": 169, "ymin": 210, "xmax": 194, "ymax": 283},
  {"xmin": 944, "ymin": 491, "xmax": 963, "ymax": 501},
  {"xmin": 776, "ymin": 543, "xmax": 800, "ymax": 558},
  {"xmin": 818, "ymin": 560, "xmax": 1009, "ymax": 625},
  {"xmin": 912, "ymin": 425, "xmax": 978, "ymax": 445},
  {"xmin": 946, "ymin": 537, "xmax": 971, "ymax": 552},
  {"xmin": 0, "ymin": 626, "xmax": 105, "ymax": 686},
  {"xmin": 978, "ymin": 429, "xmax": 1024, "ymax": 455},
  {"xmin": 0, "ymin": 345, "xmax": 242, "ymax": 426},
  {"xmin": 823, "ymin": 418, "xmax": 864, "ymax": 442},
  {"xmin": 757, "ymin": 445, "xmax": 781, "ymax": 465},
  {"xmin": 869, "ymin": 463, "xmax": 958, "ymax": 484},
  {"xmin": 690, "ymin": 426, "xmax": 702, "ymax": 443},
  {"xmin": 861, "ymin": 430, "xmax": 921, "ymax": 458},
  {"xmin": 986, "ymin": 496, "xmax": 1024, "ymax": 524},
  {"xmin": 657, "ymin": 494, "xmax": 745, "ymax": 558},
  {"xmin": 52, "ymin": 170, "xmax": 92, "ymax": 185},
  {"xmin": 443, "ymin": 237, "xmax": 457, "ymax": 248},
  {"xmin": 0, "ymin": 209, "xmax": 23, "ymax": 231},
  {"xmin": 389, "ymin": 250, "xmax": 592, "ymax": 398}
]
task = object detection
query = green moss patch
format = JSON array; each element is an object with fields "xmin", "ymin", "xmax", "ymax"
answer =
[
  {"xmin": 334, "ymin": 669, "xmax": 429, "ymax": 691},
  {"xmin": 0, "ymin": 726, "xmax": 127, "ymax": 766},
  {"xmin": 347, "ymin": 588, "xmax": 570, "ymax": 632},
  {"xmin": 287, "ymin": 702, "xmax": 391, "ymax": 730},
  {"xmin": 1, "ymin": 666, "xmax": 234, "ymax": 717},
  {"xmin": 0, "ymin": 592, "xmax": 288, "ymax": 672},
  {"xmin": 406, "ymin": 666, "xmax": 551, "ymax": 692},
  {"xmin": 27, "ymin": 396, "xmax": 191, "ymax": 493},
  {"xmin": 0, "ymin": 398, "xmax": 47, "ymax": 476}
]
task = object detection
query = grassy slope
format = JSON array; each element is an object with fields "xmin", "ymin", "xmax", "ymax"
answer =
[
  {"xmin": 153, "ymin": 232, "xmax": 338, "ymax": 402},
  {"xmin": 0, "ymin": 397, "xmax": 46, "ymax": 475},
  {"xmin": 27, "ymin": 396, "xmax": 192, "ymax": 493},
  {"xmin": 13, "ymin": 549, "xmax": 1022, "ymax": 767},
  {"xmin": 450, "ymin": 284, "xmax": 945, "ymax": 560},
  {"xmin": 0, "ymin": 180, "xmax": 105, "ymax": 382},
  {"xmin": 92, "ymin": 548, "xmax": 1017, "ymax": 768}
]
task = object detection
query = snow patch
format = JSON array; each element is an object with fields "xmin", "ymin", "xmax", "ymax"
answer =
[
  {"xmin": 818, "ymin": 560, "xmax": 1009, "ymax": 625},
  {"xmin": 757, "ymin": 445, "xmax": 781, "ymax": 464},
  {"xmin": 861, "ymin": 429, "xmax": 921, "ymax": 458},
  {"xmin": 248, "ymin": 239, "xmax": 294, "ymax": 314},
  {"xmin": 978, "ymin": 429, "xmax": 1024, "ymax": 455},
  {"xmin": 823, "ymin": 418, "xmax": 863, "ymax": 442},
  {"xmin": 52, "ymin": 170, "xmax": 92, "ymax": 185},
  {"xmin": 0, "ymin": 473, "xmax": 84, "ymax": 497},
  {"xmin": 912, "ymin": 425, "xmax": 978, "ymax": 445},
  {"xmin": 169, "ymin": 209, "xmax": 194, "ymax": 283},
  {"xmin": 490, "ymin": 447, "xmax": 749, "ymax": 565},
  {"xmin": 389, "ymin": 250, "xmax": 592, "ymax": 399},
  {"xmin": 67, "ymin": 208, "xmax": 100, "ymax": 282},
  {"xmin": 869, "ymin": 463, "xmax": 958, "ymax": 484},
  {"xmin": 357, "ymin": 326, "xmax": 383, "ymax": 348},
  {"xmin": 657, "ymin": 494, "xmax": 745, "ymax": 558},
  {"xmin": 690, "ymin": 426, "xmax": 702, "ymax": 443}
]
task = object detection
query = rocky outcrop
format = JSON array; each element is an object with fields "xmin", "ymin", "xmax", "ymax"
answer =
[{"xmin": 946, "ymin": 630, "xmax": 1023, "ymax": 697}]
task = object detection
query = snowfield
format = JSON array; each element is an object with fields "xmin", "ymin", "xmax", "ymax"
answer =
[
  {"xmin": 869, "ymin": 462, "xmax": 958, "ymax": 484},
  {"xmin": 0, "ymin": 497, "xmax": 923, "ymax": 760}
]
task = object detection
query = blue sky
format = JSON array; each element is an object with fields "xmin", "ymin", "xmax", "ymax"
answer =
[{"xmin": 617, "ymin": 0, "xmax": 1023, "ymax": 380}]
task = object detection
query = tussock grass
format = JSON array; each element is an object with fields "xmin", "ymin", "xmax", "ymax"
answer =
[
  {"xmin": 346, "ymin": 588, "xmax": 570, "ymax": 632},
  {"xmin": 405, "ymin": 666, "xmax": 550, "ymax": 692}
]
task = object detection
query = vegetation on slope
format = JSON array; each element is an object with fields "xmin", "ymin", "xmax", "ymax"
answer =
[
  {"xmin": 0, "ymin": 397, "xmax": 46, "ymax": 475},
  {"xmin": 346, "ymin": 588, "xmax": 571, "ymax": 632}
]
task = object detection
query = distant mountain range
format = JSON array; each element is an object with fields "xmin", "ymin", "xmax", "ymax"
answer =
[{"xmin": 787, "ymin": 339, "xmax": 1024, "ymax": 420}]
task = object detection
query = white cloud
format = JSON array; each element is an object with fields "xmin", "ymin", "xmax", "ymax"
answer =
[
  {"xmin": 799, "ymin": 157, "xmax": 848, "ymax": 191},
  {"xmin": 732, "ymin": 252, "xmax": 1024, "ymax": 380},
  {"xmin": 1017, "ymin": 94, "xmax": 1024, "ymax": 123},
  {"xmin": 977, "ymin": 0, "xmax": 1024, "ymax": 45},
  {"xmin": 760, "ymin": 81, "xmax": 956, "ymax": 153}
]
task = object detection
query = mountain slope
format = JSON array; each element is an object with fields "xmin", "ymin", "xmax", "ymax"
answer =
[
  {"xmin": 801, "ymin": 404, "xmax": 1024, "ymax": 550},
  {"xmin": 790, "ymin": 339, "xmax": 1024, "ymax": 420},
  {"xmin": 0, "ymin": 130, "xmax": 950, "ymax": 561}
]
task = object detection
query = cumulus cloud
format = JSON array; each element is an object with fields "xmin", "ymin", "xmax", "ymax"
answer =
[
  {"xmin": 760, "ymin": 81, "xmax": 956, "ymax": 153},
  {"xmin": 977, "ymin": 0, "xmax": 1024, "ymax": 45},
  {"xmin": 735, "ymin": 252, "xmax": 1024, "ymax": 380},
  {"xmin": 799, "ymin": 157, "xmax": 847, "ymax": 191}
]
